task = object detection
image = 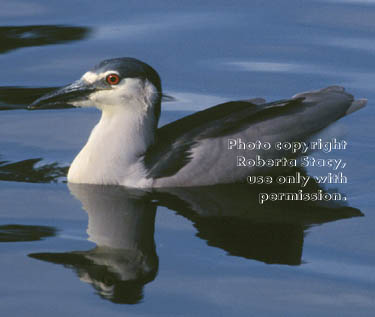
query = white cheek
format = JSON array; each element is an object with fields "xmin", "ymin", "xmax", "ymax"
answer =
[
  {"xmin": 90, "ymin": 78, "xmax": 151, "ymax": 108},
  {"xmin": 119, "ymin": 78, "xmax": 145, "ymax": 99},
  {"xmin": 71, "ymin": 99, "xmax": 95, "ymax": 107},
  {"xmin": 90, "ymin": 89, "xmax": 123, "ymax": 106},
  {"xmin": 144, "ymin": 80, "xmax": 158, "ymax": 105}
]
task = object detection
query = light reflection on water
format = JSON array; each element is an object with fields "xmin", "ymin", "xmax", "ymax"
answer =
[{"xmin": 0, "ymin": 0, "xmax": 374, "ymax": 316}]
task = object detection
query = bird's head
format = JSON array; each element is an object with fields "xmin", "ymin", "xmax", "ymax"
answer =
[{"xmin": 29, "ymin": 57, "xmax": 163, "ymax": 120}]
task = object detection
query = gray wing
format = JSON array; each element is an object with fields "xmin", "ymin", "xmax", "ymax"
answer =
[
  {"xmin": 144, "ymin": 86, "xmax": 366, "ymax": 182},
  {"xmin": 143, "ymin": 98, "xmax": 279, "ymax": 178}
]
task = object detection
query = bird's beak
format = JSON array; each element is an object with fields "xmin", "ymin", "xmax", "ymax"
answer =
[{"xmin": 28, "ymin": 80, "xmax": 96, "ymax": 110}]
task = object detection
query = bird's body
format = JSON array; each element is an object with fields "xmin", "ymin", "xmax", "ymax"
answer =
[{"xmin": 30, "ymin": 57, "xmax": 367, "ymax": 188}]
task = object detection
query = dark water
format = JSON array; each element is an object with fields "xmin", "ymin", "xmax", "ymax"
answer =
[{"xmin": 1, "ymin": 1, "xmax": 374, "ymax": 316}]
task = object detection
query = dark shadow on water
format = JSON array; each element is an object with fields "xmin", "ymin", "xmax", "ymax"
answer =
[
  {"xmin": 0, "ymin": 224, "xmax": 56, "ymax": 242},
  {"xmin": 0, "ymin": 87, "xmax": 59, "ymax": 111},
  {"xmin": 0, "ymin": 24, "xmax": 90, "ymax": 110},
  {"xmin": 0, "ymin": 157, "xmax": 68, "ymax": 183},
  {"xmin": 28, "ymin": 173, "xmax": 363, "ymax": 304},
  {"xmin": 0, "ymin": 25, "xmax": 91, "ymax": 54}
]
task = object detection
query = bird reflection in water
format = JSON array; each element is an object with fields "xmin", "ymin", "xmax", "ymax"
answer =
[
  {"xmin": 28, "ymin": 169, "xmax": 362, "ymax": 304},
  {"xmin": 30, "ymin": 185, "xmax": 158, "ymax": 304}
]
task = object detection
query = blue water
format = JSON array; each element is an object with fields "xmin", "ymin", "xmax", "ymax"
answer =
[{"xmin": 1, "ymin": 1, "xmax": 374, "ymax": 316}]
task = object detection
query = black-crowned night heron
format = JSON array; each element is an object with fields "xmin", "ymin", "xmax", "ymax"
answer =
[{"xmin": 30, "ymin": 57, "xmax": 367, "ymax": 187}]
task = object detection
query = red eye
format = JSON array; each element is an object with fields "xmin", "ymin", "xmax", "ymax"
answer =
[{"xmin": 106, "ymin": 74, "xmax": 120, "ymax": 85}]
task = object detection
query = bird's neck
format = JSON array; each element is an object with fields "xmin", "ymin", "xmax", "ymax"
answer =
[{"xmin": 68, "ymin": 102, "xmax": 157, "ymax": 187}]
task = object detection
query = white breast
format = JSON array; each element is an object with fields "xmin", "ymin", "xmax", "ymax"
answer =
[{"xmin": 67, "ymin": 104, "xmax": 155, "ymax": 187}]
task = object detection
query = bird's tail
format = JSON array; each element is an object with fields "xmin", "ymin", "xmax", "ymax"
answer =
[{"xmin": 346, "ymin": 98, "xmax": 367, "ymax": 115}]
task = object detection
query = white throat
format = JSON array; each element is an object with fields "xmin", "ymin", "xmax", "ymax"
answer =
[{"xmin": 67, "ymin": 100, "xmax": 157, "ymax": 187}]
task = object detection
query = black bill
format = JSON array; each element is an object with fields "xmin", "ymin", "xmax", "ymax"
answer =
[{"xmin": 28, "ymin": 80, "xmax": 95, "ymax": 110}]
